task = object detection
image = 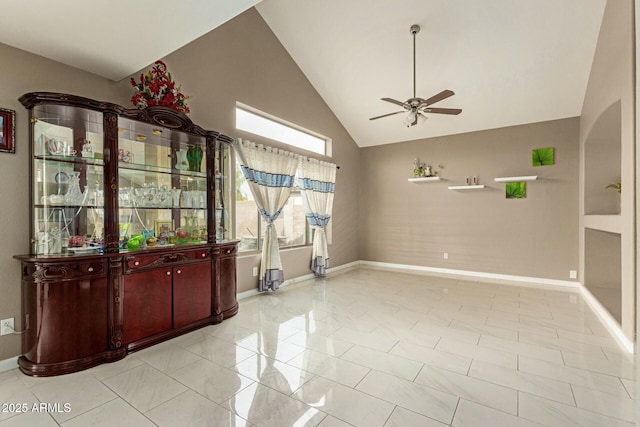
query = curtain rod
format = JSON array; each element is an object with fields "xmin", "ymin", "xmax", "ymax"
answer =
[{"xmin": 245, "ymin": 141, "xmax": 340, "ymax": 169}]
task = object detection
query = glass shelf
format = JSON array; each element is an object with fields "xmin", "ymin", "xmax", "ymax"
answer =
[
  {"xmin": 118, "ymin": 160, "xmax": 206, "ymax": 178},
  {"xmin": 35, "ymin": 154, "xmax": 104, "ymax": 167}
]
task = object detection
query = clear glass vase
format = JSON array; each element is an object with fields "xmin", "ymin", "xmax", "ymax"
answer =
[{"xmin": 64, "ymin": 171, "xmax": 84, "ymax": 206}]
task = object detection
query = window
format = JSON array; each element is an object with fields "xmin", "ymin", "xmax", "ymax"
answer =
[
  {"xmin": 235, "ymin": 104, "xmax": 329, "ymax": 156},
  {"xmin": 234, "ymin": 103, "xmax": 332, "ymax": 253}
]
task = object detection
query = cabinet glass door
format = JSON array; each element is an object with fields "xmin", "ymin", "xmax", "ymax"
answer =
[
  {"xmin": 31, "ymin": 105, "xmax": 104, "ymax": 255},
  {"xmin": 117, "ymin": 117, "xmax": 208, "ymax": 251}
]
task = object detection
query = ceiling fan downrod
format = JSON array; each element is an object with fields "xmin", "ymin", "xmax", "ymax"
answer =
[{"xmin": 411, "ymin": 24, "xmax": 420, "ymax": 100}]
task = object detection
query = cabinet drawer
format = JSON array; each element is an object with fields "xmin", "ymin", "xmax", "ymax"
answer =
[
  {"xmin": 124, "ymin": 248, "xmax": 210, "ymax": 273},
  {"xmin": 24, "ymin": 259, "xmax": 107, "ymax": 282}
]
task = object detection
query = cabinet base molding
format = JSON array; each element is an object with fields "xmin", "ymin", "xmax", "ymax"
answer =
[
  {"xmin": 125, "ymin": 317, "xmax": 216, "ymax": 354},
  {"xmin": 17, "ymin": 349, "xmax": 126, "ymax": 377},
  {"xmin": 221, "ymin": 302, "xmax": 239, "ymax": 320}
]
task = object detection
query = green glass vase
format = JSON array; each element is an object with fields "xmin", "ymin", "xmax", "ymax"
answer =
[{"xmin": 187, "ymin": 145, "xmax": 203, "ymax": 172}]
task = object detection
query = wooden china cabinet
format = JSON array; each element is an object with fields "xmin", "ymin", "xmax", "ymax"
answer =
[{"xmin": 14, "ymin": 92, "xmax": 238, "ymax": 376}]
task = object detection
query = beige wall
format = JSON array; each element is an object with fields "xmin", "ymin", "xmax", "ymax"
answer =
[
  {"xmin": 359, "ymin": 118, "xmax": 580, "ymax": 280},
  {"xmin": 579, "ymin": 0, "xmax": 635, "ymax": 340}
]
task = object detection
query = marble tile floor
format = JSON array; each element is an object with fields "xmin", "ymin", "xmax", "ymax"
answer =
[{"xmin": 0, "ymin": 267, "xmax": 637, "ymax": 426}]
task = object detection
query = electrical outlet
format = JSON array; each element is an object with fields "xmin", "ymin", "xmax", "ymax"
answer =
[
  {"xmin": 1, "ymin": 318, "xmax": 14, "ymax": 336},
  {"xmin": 569, "ymin": 270, "xmax": 577, "ymax": 279},
  {"xmin": 252, "ymin": 267, "xmax": 258, "ymax": 277},
  {"xmin": 443, "ymin": 252, "xmax": 449, "ymax": 260}
]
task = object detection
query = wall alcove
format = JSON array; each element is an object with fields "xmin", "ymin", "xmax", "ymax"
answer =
[
  {"xmin": 584, "ymin": 228, "xmax": 622, "ymax": 324},
  {"xmin": 584, "ymin": 100, "xmax": 622, "ymax": 215}
]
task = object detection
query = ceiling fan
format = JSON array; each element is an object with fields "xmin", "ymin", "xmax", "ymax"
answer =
[{"xmin": 370, "ymin": 24, "xmax": 462, "ymax": 127}]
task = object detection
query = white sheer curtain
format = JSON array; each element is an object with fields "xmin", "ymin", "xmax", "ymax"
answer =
[
  {"xmin": 234, "ymin": 139, "xmax": 299, "ymax": 291},
  {"xmin": 297, "ymin": 157, "xmax": 337, "ymax": 276}
]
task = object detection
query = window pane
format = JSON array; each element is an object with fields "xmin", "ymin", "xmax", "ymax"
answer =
[
  {"xmin": 260, "ymin": 190, "xmax": 307, "ymax": 249},
  {"xmin": 235, "ymin": 162, "xmax": 259, "ymax": 252},
  {"xmin": 236, "ymin": 107, "xmax": 326, "ymax": 155}
]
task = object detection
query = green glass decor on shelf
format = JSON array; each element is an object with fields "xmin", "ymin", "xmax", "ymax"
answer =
[{"xmin": 187, "ymin": 145, "xmax": 203, "ymax": 172}]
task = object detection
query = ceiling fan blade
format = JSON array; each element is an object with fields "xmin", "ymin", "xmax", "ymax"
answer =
[
  {"xmin": 422, "ymin": 90, "xmax": 455, "ymax": 107},
  {"xmin": 422, "ymin": 107, "xmax": 462, "ymax": 115},
  {"xmin": 381, "ymin": 98, "xmax": 408, "ymax": 108},
  {"xmin": 369, "ymin": 111, "xmax": 406, "ymax": 120}
]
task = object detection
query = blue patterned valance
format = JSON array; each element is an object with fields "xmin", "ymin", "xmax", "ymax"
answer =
[
  {"xmin": 241, "ymin": 165, "xmax": 295, "ymax": 188},
  {"xmin": 299, "ymin": 177, "xmax": 335, "ymax": 193}
]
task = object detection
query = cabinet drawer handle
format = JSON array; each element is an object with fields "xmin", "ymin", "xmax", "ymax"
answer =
[
  {"xmin": 201, "ymin": 253, "xmax": 206, "ymax": 258},
  {"xmin": 226, "ymin": 249, "xmax": 231, "ymax": 254},
  {"xmin": 87, "ymin": 267, "xmax": 94, "ymax": 272},
  {"xmin": 134, "ymin": 261, "xmax": 140, "ymax": 266},
  {"xmin": 166, "ymin": 271, "xmax": 171, "ymax": 276},
  {"xmin": 176, "ymin": 269, "xmax": 182, "ymax": 274}
]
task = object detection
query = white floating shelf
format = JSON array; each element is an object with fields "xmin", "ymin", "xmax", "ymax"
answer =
[
  {"xmin": 448, "ymin": 185, "xmax": 486, "ymax": 190},
  {"xmin": 494, "ymin": 175, "xmax": 538, "ymax": 182},
  {"xmin": 408, "ymin": 177, "xmax": 441, "ymax": 183}
]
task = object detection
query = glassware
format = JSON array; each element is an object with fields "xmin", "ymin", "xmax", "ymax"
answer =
[
  {"xmin": 187, "ymin": 145, "xmax": 203, "ymax": 172},
  {"xmin": 171, "ymin": 188, "xmax": 182, "ymax": 207},
  {"xmin": 64, "ymin": 171, "xmax": 84, "ymax": 205},
  {"xmin": 175, "ymin": 149, "xmax": 189, "ymax": 170}
]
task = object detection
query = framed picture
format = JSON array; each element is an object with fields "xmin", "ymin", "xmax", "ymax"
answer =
[
  {"xmin": 0, "ymin": 107, "xmax": 16, "ymax": 154},
  {"xmin": 155, "ymin": 220, "xmax": 174, "ymax": 237}
]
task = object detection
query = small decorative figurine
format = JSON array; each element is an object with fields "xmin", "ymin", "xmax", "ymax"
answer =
[{"xmin": 81, "ymin": 140, "xmax": 93, "ymax": 158}]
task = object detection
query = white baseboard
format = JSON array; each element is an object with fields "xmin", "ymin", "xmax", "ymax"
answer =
[
  {"xmin": 359, "ymin": 260, "xmax": 580, "ymax": 290},
  {"xmin": 327, "ymin": 261, "xmax": 360, "ymax": 276},
  {"xmin": 237, "ymin": 260, "xmax": 361, "ymax": 301},
  {"xmin": 578, "ymin": 284, "xmax": 634, "ymax": 353},
  {"xmin": 0, "ymin": 356, "xmax": 18, "ymax": 373}
]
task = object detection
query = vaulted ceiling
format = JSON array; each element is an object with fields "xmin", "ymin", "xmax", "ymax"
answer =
[{"xmin": 1, "ymin": 0, "xmax": 606, "ymax": 147}]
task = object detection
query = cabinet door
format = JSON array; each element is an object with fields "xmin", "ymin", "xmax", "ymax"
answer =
[
  {"xmin": 31, "ymin": 104, "xmax": 105, "ymax": 256},
  {"xmin": 173, "ymin": 262, "xmax": 212, "ymax": 329},
  {"xmin": 218, "ymin": 252, "xmax": 237, "ymax": 316},
  {"xmin": 123, "ymin": 269, "xmax": 172, "ymax": 344},
  {"xmin": 117, "ymin": 116, "xmax": 208, "ymax": 253},
  {"xmin": 23, "ymin": 277, "xmax": 108, "ymax": 365}
]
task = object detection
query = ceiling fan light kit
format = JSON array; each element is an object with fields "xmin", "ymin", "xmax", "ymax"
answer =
[{"xmin": 370, "ymin": 24, "xmax": 462, "ymax": 127}]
